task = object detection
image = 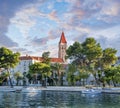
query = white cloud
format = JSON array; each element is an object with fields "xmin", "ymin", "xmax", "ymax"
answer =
[
  {"xmin": 9, "ymin": 1, "xmax": 47, "ymax": 39},
  {"xmin": 103, "ymin": 5, "xmax": 119, "ymax": 16},
  {"xmin": 10, "ymin": 7, "xmax": 37, "ymax": 38},
  {"xmin": 101, "ymin": 1, "xmax": 120, "ymax": 16},
  {"xmin": 5, "ymin": 0, "xmax": 120, "ymax": 56},
  {"xmin": 47, "ymin": 10, "xmax": 60, "ymax": 22}
]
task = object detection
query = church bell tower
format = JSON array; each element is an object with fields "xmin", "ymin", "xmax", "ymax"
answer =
[{"xmin": 58, "ymin": 32, "xmax": 67, "ymax": 62}]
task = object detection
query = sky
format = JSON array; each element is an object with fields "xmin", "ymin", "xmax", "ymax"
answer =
[{"xmin": 0, "ymin": 0, "xmax": 120, "ymax": 57}]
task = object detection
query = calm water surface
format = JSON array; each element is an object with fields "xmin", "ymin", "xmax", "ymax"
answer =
[{"xmin": 0, "ymin": 90, "xmax": 120, "ymax": 108}]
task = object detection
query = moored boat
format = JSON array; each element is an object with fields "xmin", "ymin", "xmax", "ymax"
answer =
[
  {"xmin": 21, "ymin": 87, "xmax": 40, "ymax": 93},
  {"xmin": 0, "ymin": 89, "xmax": 16, "ymax": 92},
  {"xmin": 82, "ymin": 89, "xmax": 102, "ymax": 94}
]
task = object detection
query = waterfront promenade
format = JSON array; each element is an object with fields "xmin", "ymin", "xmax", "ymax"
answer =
[
  {"xmin": 0, "ymin": 86, "xmax": 120, "ymax": 93},
  {"xmin": 0, "ymin": 86, "xmax": 86, "ymax": 91}
]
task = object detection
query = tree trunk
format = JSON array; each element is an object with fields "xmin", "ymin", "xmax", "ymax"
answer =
[
  {"xmin": 16, "ymin": 79, "xmax": 18, "ymax": 86},
  {"xmin": 102, "ymin": 82, "xmax": 105, "ymax": 87},
  {"xmin": 60, "ymin": 72, "xmax": 63, "ymax": 86},
  {"xmin": 7, "ymin": 69, "xmax": 13, "ymax": 88},
  {"xmin": 8, "ymin": 76, "xmax": 13, "ymax": 87},
  {"xmin": 57, "ymin": 71, "xmax": 61, "ymax": 86},
  {"xmin": 113, "ymin": 81, "xmax": 117, "ymax": 87},
  {"xmin": 83, "ymin": 79, "xmax": 85, "ymax": 86},
  {"xmin": 45, "ymin": 76, "xmax": 47, "ymax": 87},
  {"xmin": 57, "ymin": 76, "xmax": 60, "ymax": 86},
  {"xmin": 94, "ymin": 75, "xmax": 100, "ymax": 87}
]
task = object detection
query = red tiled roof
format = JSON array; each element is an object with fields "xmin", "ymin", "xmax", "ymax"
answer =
[
  {"xmin": 50, "ymin": 58, "xmax": 64, "ymax": 63},
  {"xmin": 20, "ymin": 56, "xmax": 32, "ymax": 60},
  {"xmin": 59, "ymin": 32, "xmax": 67, "ymax": 43},
  {"xmin": 20, "ymin": 56, "xmax": 64, "ymax": 63}
]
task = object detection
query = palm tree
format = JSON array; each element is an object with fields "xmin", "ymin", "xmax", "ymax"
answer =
[
  {"xmin": 51, "ymin": 63, "xmax": 64, "ymax": 86},
  {"xmin": 66, "ymin": 64, "xmax": 77, "ymax": 86},
  {"xmin": 26, "ymin": 73, "xmax": 33, "ymax": 84},
  {"xmin": 29, "ymin": 62, "xmax": 51, "ymax": 87},
  {"xmin": 14, "ymin": 71, "xmax": 23, "ymax": 86}
]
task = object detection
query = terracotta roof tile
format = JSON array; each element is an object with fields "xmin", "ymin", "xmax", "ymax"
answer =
[
  {"xmin": 20, "ymin": 56, "xmax": 64, "ymax": 63},
  {"xmin": 50, "ymin": 58, "xmax": 64, "ymax": 63}
]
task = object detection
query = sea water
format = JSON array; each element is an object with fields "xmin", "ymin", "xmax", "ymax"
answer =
[{"xmin": 0, "ymin": 90, "xmax": 120, "ymax": 108}]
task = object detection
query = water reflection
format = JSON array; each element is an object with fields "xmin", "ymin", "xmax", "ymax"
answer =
[{"xmin": 0, "ymin": 91, "xmax": 120, "ymax": 108}]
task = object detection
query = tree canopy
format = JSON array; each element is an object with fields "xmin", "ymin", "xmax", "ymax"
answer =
[
  {"xmin": 0, "ymin": 47, "xmax": 20, "ymax": 69},
  {"xmin": 42, "ymin": 51, "xmax": 51, "ymax": 64},
  {"xmin": 66, "ymin": 37, "xmax": 118, "ymax": 87},
  {"xmin": 51, "ymin": 63, "xmax": 64, "ymax": 86},
  {"xmin": 29, "ymin": 62, "xmax": 51, "ymax": 77},
  {"xmin": 0, "ymin": 47, "xmax": 20, "ymax": 87}
]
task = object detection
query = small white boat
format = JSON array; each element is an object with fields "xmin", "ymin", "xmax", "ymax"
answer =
[
  {"xmin": 21, "ymin": 87, "xmax": 39, "ymax": 93},
  {"xmin": 15, "ymin": 89, "xmax": 22, "ymax": 92},
  {"xmin": 0, "ymin": 89, "xmax": 16, "ymax": 92},
  {"xmin": 82, "ymin": 89, "xmax": 101, "ymax": 94}
]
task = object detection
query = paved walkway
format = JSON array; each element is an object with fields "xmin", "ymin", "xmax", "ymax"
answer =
[
  {"xmin": 0, "ymin": 86, "xmax": 120, "ymax": 93},
  {"xmin": 0, "ymin": 86, "xmax": 86, "ymax": 91},
  {"xmin": 38, "ymin": 86, "xmax": 86, "ymax": 91}
]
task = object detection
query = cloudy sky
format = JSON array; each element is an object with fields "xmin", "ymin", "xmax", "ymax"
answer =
[{"xmin": 0, "ymin": 0, "xmax": 120, "ymax": 57}]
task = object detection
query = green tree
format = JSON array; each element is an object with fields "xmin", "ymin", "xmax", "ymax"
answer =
[
  {"xmin": 29, "ymin": 62, "xmax": 42, "ymax": 84},
  {"xmin": 94, "ymin": 48, "xmax": 117, "ymax": 87},
  {"xmin": 26, "ymin": 73, "xmax": 33, "ymax": 84},
  {"xmin": 82, "ymin": 37, "xmax": 103, "ymax": 62},
  {"xmin": 77, "ymin": 69, "xmax": 90, "ymax": 86},
  {"xmin": 66, "ymin": 38, "xmax": 102, "ymax": 75},
  {"xmin": 114, "ymin": 72, "xmax": 120, "ymax": 86},
  {"xmin": 66, "ymin": 38, "xmax": 118, "ymax": 87},
  {"xmin": 0, "ymin": 47, "xmax": 20, "ymax": 87},
  {"xmin": 29, "ymin": 62, "xmax": 51, "ymax": 87},
  {"xmin": 14, "ymin": 71, "xmax": 23, "ymax": 86},
  {"xmin": 42, "ymin": 51, "xmax": 51, "ymax": 64},
  {"xmin": 0, "ymin": 72, "xmax": 10, "ymax": 85},
  {"xmin": 51, "ymin": 63, "xmax": 64, "ymax": 86},
  {"xmin": 66, "ymin": 41, "xmax": 84, "ymax": 66},
  {"xmin": 66, "ymin": 38, "xmax": 102, "ymax": 86},
  {"xmin": 101, "ymin": 48, "xmax": 117, "ymax": 68},
  {"xmin": 40, "ymin": 63, "xmax": 51, "ymax": 87},
  {"xmin": 104, "ymin": 65, "xmax": 120, "ymax": 87},
  {"xmin": 66, "ymin": 64, "xmax": 77, "ymax": 86}
]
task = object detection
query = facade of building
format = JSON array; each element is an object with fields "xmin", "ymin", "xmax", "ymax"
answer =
[{"xmin": 12, "ymin": 55, "xmax": 65, "ymax": 75}]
